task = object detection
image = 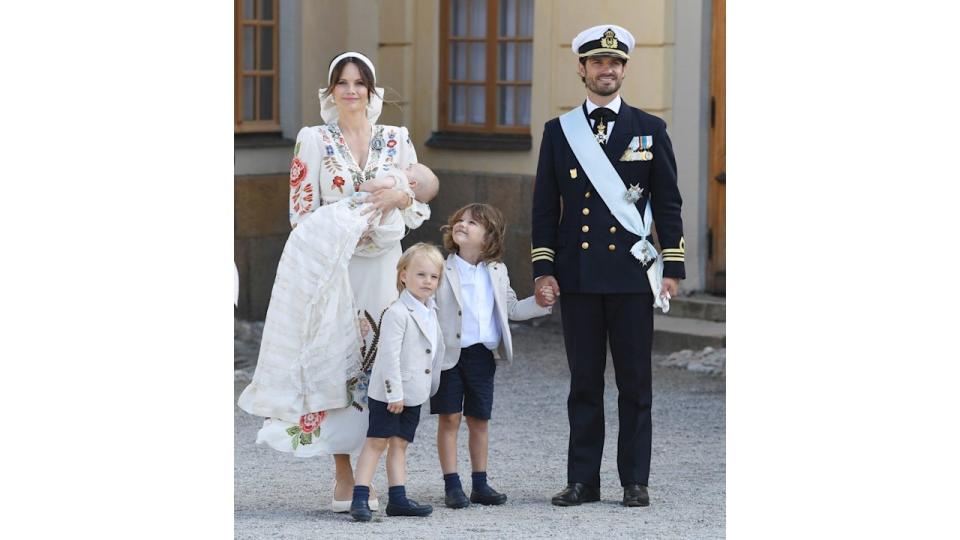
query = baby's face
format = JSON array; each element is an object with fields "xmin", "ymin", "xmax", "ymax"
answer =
[
  {"xmin": 404, "ymin": 163, "xmax": 437, "ymax": 203},
  {"xmin": 403, "ymin": 164, "xmax": 421, "ymax": 190}
]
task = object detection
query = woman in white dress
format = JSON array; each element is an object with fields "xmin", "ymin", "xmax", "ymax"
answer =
[{"xmin": 238, "ymin": 51, "xmax": 432, "ymax": 511}]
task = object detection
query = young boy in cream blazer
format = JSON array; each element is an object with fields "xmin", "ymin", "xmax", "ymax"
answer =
[
  {"xmin": 431, "ymin": 203, "xmax": 554, "ymax": 508},
  {"xmin": 350, "ymin": 243, "xmax": 446, "ymax": 522}
]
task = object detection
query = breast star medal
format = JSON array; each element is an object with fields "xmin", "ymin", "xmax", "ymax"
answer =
[{"xmin": 624, "ymin": 183, "xmax": 644, "ymax": 203}]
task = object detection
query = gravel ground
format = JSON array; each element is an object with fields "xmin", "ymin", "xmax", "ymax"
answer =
[{"xmin": 235, "ymin": 321, "xmax": 725, "ymax": 539}]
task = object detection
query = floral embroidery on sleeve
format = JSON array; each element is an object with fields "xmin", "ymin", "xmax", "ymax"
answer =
[{"xmin": 289, "ymin": 157, "xmax": 312, "ymax": 215}]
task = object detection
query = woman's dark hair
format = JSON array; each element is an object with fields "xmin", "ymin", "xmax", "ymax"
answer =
[{"xmin": 321, "ymin": 55, "xmax": 381, "ymax": 100}]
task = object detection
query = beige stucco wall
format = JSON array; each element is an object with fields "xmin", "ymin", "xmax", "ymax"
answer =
[{"xmin": 298, "ymin": 0, "xmax": 382, "ymax": 128}]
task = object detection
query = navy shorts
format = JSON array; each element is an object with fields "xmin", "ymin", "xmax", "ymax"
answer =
[
  {"xmin": 366, "ymin": 398, "xmax": 422, "ymax": 443},
  {"xmin": 430, "ymin": 344, "xmax": 497, "ymax": 420}
]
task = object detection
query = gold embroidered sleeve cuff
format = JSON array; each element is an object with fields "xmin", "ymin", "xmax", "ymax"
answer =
[
  {"xmin": 661, "ymin": 237, "xmax": 685, "ymax": 262},
  {"xmin": 531, "ymin": 247, "xmax": 555, "ymax": 263},
  {"xmin": 661, "ymin": 247, "xmax": 685, "ymax": 263}
]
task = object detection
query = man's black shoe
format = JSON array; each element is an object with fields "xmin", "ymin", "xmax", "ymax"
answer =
[
  {"xmin": 349, "ymin": 500, "xmax": 372, "ymax": 522},
  {"xmin": 444, "ymin": 487, "xmax": 470, "ymax": 509},
  {"xmin": 551, "ymin": 483, "xmax": 600, "ymax": 506},
  {"xmin": 470, "ymin": 484, "xmax": 507, "ymax": 505},
  {"xmin": 622, "ymin": 484, "xmax": 650, "ymax": 507},
  {"xmin": 385, "ymin": 499, "xmax": 433, "ymax": 517}
]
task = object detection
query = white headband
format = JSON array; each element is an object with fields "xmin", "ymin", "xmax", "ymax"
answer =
[{"xmin": 327, "ymin": 51, "xmax": 376, "ymax": 86}]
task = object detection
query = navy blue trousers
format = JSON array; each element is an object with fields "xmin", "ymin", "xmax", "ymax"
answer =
[{"xmin": 559, "ymin": 292, "xmax": 654, "ymax": 488}]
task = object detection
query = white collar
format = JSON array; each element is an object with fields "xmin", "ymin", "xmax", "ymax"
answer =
[
  {"xmin": 401, "ymin": 288, "xmax": 436, "ymax": 314},
  {"xmin": 585, "ymin": 94, "xmax": 622, "ymax": 115},
  {"xmin": 454, "ymin": 254, "xmax": 482, "ymax": 271}
]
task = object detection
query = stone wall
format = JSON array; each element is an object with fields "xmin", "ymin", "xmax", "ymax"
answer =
[{"xmin": 234, "ymin": 173, "xmax": 290, "ymax": 321}]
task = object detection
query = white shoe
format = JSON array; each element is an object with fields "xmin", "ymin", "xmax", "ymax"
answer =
[{"xmin": 331, "ymin": 497, "xmax": 379, "ymax": 512}]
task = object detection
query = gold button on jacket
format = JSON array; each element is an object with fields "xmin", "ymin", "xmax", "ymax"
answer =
[
  {"xmin": 609, "ymin": 226, "xmax": 617, "ymax": 233},
  {"xmin": 581, "ymin": 242, "xmax": 589, "ymax": 250},
  {"xmin": 608, "ymin": 244, "xmax": 616, "ymax": 251},
  {"xmin": 581, "ymin": 225, "xmax": 589, "ymax": 233},
  {"xmin": 585, "ymin": 191, "xmax": 591, "ymax": 198},
  {"xmin": 582, "ymin": 208, "xmax": 590, "ymax": 216}
]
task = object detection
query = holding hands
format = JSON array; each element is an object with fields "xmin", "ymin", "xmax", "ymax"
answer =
[{"xmin": 534, "ymin": 275, "xmax": 560, "ymax": 307}]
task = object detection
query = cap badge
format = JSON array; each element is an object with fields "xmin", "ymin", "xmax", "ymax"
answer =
[{"xmin": 601, "ymin": 29, "xmax": 619, "ymax": 49}]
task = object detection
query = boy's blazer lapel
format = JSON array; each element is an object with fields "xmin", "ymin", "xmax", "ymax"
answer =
[
  {"xmin": 399, "ymin": 291, "xmax": 437, "ymax": 350},
  {"xmin": 444, "ymin": 254, "xmax": 464, "ymax": 308}
]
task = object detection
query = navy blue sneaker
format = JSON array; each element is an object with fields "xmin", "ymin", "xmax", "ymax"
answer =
[
  {"xmin": 444, "ymin": 486, "xmax": 470, "ymax": 509},
  {"xmin": 385, "ymin": 499, "xmax": 433, "ymax": 517},
  {"xmin": 470, "ymin": 484, "xmax": 507, "ymax": 505},
  {"xmin": 350, "ymin": 500, "xmax": 372, "ymax": 522}
]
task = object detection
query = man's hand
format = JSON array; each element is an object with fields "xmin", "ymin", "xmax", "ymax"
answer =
[
  {"xmin": 387, "ymin": 400, "xmax": 404, "ymax": 414},
  {"xmin": 534, "ymin": 275, "xmax": 560, "ymax": 307},
  {"xmin": 660, "ymin": 277, "xmax": 680, "ymax": 298},
  {"xmin": 360, "ymin": 188, "xmax": 411, "ymax": 216}
]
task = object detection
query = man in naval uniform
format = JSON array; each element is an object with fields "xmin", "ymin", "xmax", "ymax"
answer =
[{"xmin": 531, "ymin": 24, "xmax": 686, "ymax": 508}]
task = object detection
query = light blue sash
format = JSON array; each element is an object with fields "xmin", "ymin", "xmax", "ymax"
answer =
[{"xmin": 558, "ymin": 107, "xmax": 656, "ymax": 265}]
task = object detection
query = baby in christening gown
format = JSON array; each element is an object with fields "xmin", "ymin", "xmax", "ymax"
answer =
[
  {"xmin": 237, "ymin": 163, "xmax": 439, "ymax": 456},
  {"xmin": 352, "ymin": 163, "xmax": 439, "ymax": 257}
]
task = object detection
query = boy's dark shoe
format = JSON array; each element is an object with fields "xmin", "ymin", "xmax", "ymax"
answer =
[
  {"xmin": 622, "ymin": 484, "xmax": 650, "ymax": 507},
  {"xmin": 349, "ymin": 500, "xmax": 372, "ymax": 522},
  {"xmin": 551, "ymin": 483, "xmax": 600, "ymax": 506},
  {"xmin": 444, "ymin": 487, "xmax": 471, "ymax": 509},
  {"xmin": 470, "ymin": 484, "xmax": 507, "ymax": 505},
  {"xmin": 385, "ymin": 499, "xmax": 433, "ymax": 517}
]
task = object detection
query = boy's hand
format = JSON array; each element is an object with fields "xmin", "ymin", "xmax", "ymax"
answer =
[{"xmin": 387, "ymin": 400, "xmax": 404, "ymax": 414}]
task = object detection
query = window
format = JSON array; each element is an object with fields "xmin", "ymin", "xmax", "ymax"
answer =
[
  {"xmin": 235, "ymin": 0, "xmax": 279, "ymax": 133},
  {"xmin": 439, "ymin": 0, "xmax": 533, "ymax": 134}
]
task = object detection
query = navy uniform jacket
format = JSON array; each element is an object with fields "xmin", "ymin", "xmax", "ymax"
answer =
[{"xmin": 531, "ymin": 100, "xmax": 685, "ymax": 294}]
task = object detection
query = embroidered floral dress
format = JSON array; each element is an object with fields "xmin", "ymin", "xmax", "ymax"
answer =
[{"xmin": 243, "ymin": 122, "xmax": 429, "ymax": 457}]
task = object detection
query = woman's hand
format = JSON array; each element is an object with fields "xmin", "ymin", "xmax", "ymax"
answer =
[
  {"xmin": 387, "ymin": 400, "xmax": 404, "ymax": 414},
  {"xmin": 360, "ymin": 188, "xmax": 411, "ymax": 217}
]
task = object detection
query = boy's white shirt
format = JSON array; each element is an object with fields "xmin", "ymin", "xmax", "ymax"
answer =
[
  {"xmin": 437, "ymin": 254, "xmax": 551, "ymax": 370},
  {"xmin": 453, "ymin": 254, "xmax": 501, "ymax": 349},
  {"xmin": 368, "ymin": 289, "xmax": 445, "ymax": 406}
]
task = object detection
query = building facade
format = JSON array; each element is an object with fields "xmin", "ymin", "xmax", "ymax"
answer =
[{"xmin": 235, "ymin": 0, "xmax": 724, "ymax": 320}]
